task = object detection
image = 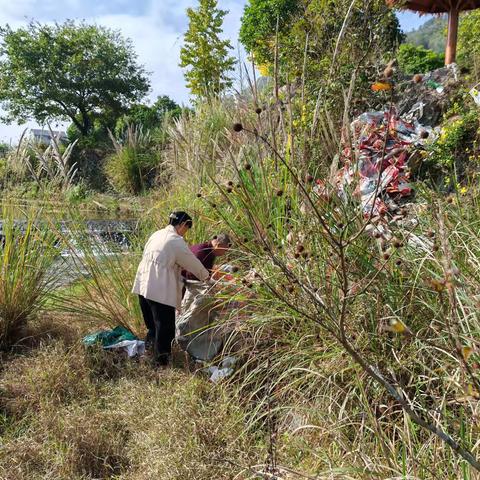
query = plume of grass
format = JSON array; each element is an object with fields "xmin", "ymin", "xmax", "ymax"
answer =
[
  {"xmin": 30, "ymin": 125, "xmax": 78, "ymax": 189},
  {"xmin": 167, "ymin": 98, "xmax": 239, "ymax": 186},
  {"xmin": 0, "ymin": 204, "xmax": 60, "ymax": 349}
]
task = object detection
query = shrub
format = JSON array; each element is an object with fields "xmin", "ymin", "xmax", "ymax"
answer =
[
  {"xmin": 426, "ymin": 106, "xmax": 480, "ymax": 186},
  {"xmin": 65, "ymin": 182, "xmax": 88, "ymax": 204},
  {"xmin": 397, "ymin": 43, "xmax": 445, "ymax": 74},
  {"xmin": 105, "ymin": 124, "xmax": 163, "ymax": 194},
  {"xmin": 458, "ymin": 10, "xmax": 480, "ymax": 77}
]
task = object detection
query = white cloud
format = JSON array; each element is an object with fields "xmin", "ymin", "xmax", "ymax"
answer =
[{"xmin": 98, "ymin": 13, "xmax": 188, "ymax": 104}]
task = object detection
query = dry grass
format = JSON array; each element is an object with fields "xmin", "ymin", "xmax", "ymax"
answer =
[
  {"xmin": 0, "ymin": 315, "xmax": 260, "ymax": 480},
  {"xmin": 0, "ymin": 343, "xmax": 93, "ymax": 417}
]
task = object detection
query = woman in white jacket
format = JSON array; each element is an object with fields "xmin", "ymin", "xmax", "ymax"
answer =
[{"xmin": 132, "ymin": 211, "xmax": 209, "ymax": 365}]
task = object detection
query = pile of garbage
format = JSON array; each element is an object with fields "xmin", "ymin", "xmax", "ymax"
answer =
[
  {"xmin": 396, "ymin": 64, "xmax": 459, "ymax": 126},
  {"xmin": 337, "ymin": 109, "xmax": 433, "ymax": 216},
  {"xmin": 83, "ymin": 326, "xmax": 145, "ymax": 357},
  {"xmin": 333, "ymin": 64, "xmax": 461, "ymax": 217}
]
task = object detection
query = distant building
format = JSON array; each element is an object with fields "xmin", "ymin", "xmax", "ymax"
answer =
[{"xmin": 29, "ymin": 128, "xmax": 67, "ymax": 145}]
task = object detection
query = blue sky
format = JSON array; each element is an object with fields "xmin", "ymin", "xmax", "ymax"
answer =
[{"xmin": 0, "ymin": 0, "xmax": 431, "ymax": 143}]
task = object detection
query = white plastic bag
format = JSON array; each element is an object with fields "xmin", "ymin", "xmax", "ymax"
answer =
[{"xmin": 470, "ymin": 85, "xmax": 480, "ymax": 106}]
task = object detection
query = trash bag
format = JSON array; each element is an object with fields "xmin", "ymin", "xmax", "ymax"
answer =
[
  {"xmin": 396, "ymin": 64, "xmax": 459, "ymax": 126},
  {"xmin": 176, "ymin": 282, "xmax": 224, "ymax": 361},
  {"xmin": 470, "ymin": 85, "xmax": 480, "ymax": 106}
]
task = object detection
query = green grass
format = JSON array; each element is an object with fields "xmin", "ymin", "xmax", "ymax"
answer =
[{"xmin": 0, "ymin": 205, "xmax": 60, "ymax": 349}]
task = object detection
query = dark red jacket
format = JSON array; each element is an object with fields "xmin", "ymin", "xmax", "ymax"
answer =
[{"xmin": 183, "ymin": 241, "xmax": 215, "ymax": 280}]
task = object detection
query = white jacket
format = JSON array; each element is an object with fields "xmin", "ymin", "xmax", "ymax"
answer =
[{"xmin": 132, "ymin": 225, "xmax": 209, "ymax": 309}]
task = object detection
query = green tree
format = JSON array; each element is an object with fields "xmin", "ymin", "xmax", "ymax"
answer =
[
  {"xmin": 240, "ymin": 0, "xmax": 403, "ymax": 80},
  {"xmin": 239, "ymin": 0, "xmax": 300, "ymax": 72},
  {"xmin": 0, "ymin": 142, "xmax": 10, "ymax": 158},
  {"xmin": 114, "ymin": 95, "xmax": 183, "ymax": 136},
  {"xmin": 0, "ymin": 21, "xmax": 150, "ymax": 137},
  {"xmin": 180, "ymin": 0, "xmax": 236, "ymax": 98},
  {"xmin": 397, "ymin": 43, "xmax": 445, "ymax": 75}
]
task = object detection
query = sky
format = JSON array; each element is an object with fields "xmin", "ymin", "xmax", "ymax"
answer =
[{"xmin": 0, "ymin": 0, "xmax": 431, "ymax": 143}]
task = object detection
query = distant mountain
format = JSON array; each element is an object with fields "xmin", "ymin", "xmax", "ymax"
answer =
[{"xmin": 406, "ymin": 16, "xmax": 446, "ymax": 54}]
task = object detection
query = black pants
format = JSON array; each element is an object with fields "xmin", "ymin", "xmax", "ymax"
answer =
[{"xmin": 138, "ymin": 295, "xmax": 176, "ymax": 365}]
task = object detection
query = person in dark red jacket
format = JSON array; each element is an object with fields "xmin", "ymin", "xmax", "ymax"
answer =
[{"xmin": 183, "ymin": 233, "xmax": 231, "ymax": 280}]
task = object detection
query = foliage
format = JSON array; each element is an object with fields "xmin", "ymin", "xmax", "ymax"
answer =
[
  {"xmin": 105, "ymin": 124, "xmax": 165, "ymax": 195},
  {"xmin": 426, "ymin": 105, "xmax": 479, "ymax": 185},
  {"xmin": 240, "ymin": 0, "xmax": 403, "ymax": 81},
  {"xmin": 66, "ymin": 117, "xmax": 113, "ymax": 147},
  {"xmin": 180, "ymin": 0, "xmax": 236, "ymax": 98},
  {"xmin": 65, "ymin": 182, "xmax": 89, "ymax": 204},
  {"xmin": 406, "ymin": 16, "xmax": 446, "ymax": 54},
  {"xmin": 239, "ymin": 0, "xmax": 404, "ymax": 153},
  {"xmin": 0, "ymin": 21, "xmax": 150, "ymax": 136},
  {"xmin": 167, "ymin": 98, "xmax": 235, "ymax": 185},
  {"xmin": 458, "ymin": 10, "xmax": 480, "ymax": 77},
  {"xmin": 0, "ymin": 206, "xmax": 59, "ymax": 349},
  {"xmin": 397, "ymin": 43, "xmax": 445, "ymax": 74},
  {"xmin": 0, "ymin": 142, "xmax": 10, "ymax": 157},
  {"xmin": 114, "ymin": 95, "xmax": 182, "ymax": 136},
  {"xmin": 239, "ymin": 0, "xmax": 300, "ymax": 70}
]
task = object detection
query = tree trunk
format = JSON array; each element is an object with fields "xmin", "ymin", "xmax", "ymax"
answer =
[{"xmin": 79, "ymin": 107, "xmax": 91, "ymax": 136}]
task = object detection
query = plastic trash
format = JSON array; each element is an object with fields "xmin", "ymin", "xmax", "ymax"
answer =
[
  {"xmin": 82, "ymin": 325, "xmax": 137, "ymax": 347},
  {"xmin": 176, "ymin": 282, "xmax": 224, "ymax": 361},
  {"xmin": 82, "ymin": 326, "xmax": 144, "ymax": 357},
  {"xmin": 104, "ymin": 339, "xmax": 145, "ymax": 357},
  {"xmin": 208, "ymin": 366, "xmax": 234, "ymax": 382},
  {"xmin": 371, "ymin": 82, "xmax": 392, "ymax": 92},
  {"xmin": 470, "ymin": 85, "xmax": 480, "ymax": 106},
  {"xmin": 336, "ymin": 108, "xmax": 432, "ymax": 216},
  {"xmin": 220, "ymin": 356, "xmax": 237, "ymax": 369}
]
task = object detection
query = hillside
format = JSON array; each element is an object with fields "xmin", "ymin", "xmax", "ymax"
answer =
[{"xmin": 406, "ymin": 16, "xmax": 446, "ymax": 53}]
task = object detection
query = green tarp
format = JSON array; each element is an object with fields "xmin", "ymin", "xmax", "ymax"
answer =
[{"xmin": 82, "ymin": 326, "xmax": 137, "ymax": 347}]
